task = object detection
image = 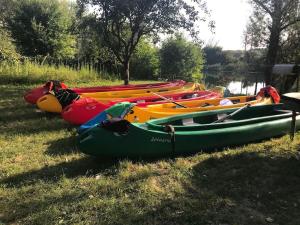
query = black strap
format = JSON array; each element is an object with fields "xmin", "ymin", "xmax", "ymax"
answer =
[
  {"xmin": 101, "ymin": 118, "xmax": 130, "ymax": 135},
  {"xmin": 46, "ymin": 80, "xmax": 62, "ymax": 92},
  {"xmin": 54, "ymin": 89, "xmax": 80, "ymax": 108},
  {"xmin": 164, "ymin": 125, "xmax": 176, "ymax": 155}
]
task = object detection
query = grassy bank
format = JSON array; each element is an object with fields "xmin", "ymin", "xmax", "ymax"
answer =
[
  {"xmin": 0, "ymin": 61, "xmax": 119, "ymax": 85},
  {"xmin": 0, "ymin": 81, "xmax": 300, "ymax": 225}
]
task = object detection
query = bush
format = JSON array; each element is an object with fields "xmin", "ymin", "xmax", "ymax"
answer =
[
  {"xmin": 8, "ymin": 0, "xmax": 76, "ymax": 59},
  {"xmin": 0, "ymin": 29, "xmax": 20, "ymax": 62},
  {"xmin": 130, "ymin": 40, "xmax": 159, "ymax": 80},
  {"xmin": 160, "ymin": 34, "xmax": 204, "ymax": 81}
]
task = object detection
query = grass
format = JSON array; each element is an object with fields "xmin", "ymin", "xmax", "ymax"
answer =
[
  {"xmin": 0, "ymin": 78, "xmax": 300, "ymax": 225},
  {"xmin": 0, "ymin": 61, "xmax": 120, "ymax": 85}
]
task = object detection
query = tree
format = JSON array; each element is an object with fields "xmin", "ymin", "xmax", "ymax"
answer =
[
  {"xmin": 0, "ymin": 29, "xmax": 20, "ymax": 62},
  {"xmin": 243, "ymin": 9, "xmax": 268, "ymax": 50},
  {"xmin": 0, "ymin": 0, "xmax": 19, "ymax": 62},
  {"xmin": 77, "ymin": 0, "xmax": 210, "ymax": 84},
  {"xmin": 280, "ymin": 23, "xmax": 300, "ymax": 63},
  {"xmin": 248, "ymin": 0, "xmax": 300, "ymax": 85},
  {"xmin": 160, "ymin": 34, "xmax": 204, "ymax": 81},
  {"xmin": 203, "ymin": 45, "xmax": 225, "ymax": 65},
  {"xmin": 8, "ymin": 0, "xmax": 76, "ymax": 59},
  {"xmin": 130, "ymin": 39, "xmax": 159, "ymax": 80}
]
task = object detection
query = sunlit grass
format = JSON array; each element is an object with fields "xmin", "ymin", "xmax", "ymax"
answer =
[{"xmin": 0, "ymin": 82, "xmax": 300, "ymax": 225}]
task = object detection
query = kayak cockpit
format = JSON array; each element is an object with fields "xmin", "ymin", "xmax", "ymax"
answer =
[{"xmin": 146, "ymin": 104, "xmax": 292, "ymax": 131}]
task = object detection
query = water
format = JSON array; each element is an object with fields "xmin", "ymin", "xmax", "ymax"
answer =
[
  {"xmin": 227, "ymin": 81, "xmax": 264, "ymax": 95},
  {"xmin": 203, "ymin": 72, "xmax": 265, "ymax": 95}
]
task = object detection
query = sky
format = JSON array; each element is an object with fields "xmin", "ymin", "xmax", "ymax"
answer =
[
  {"xmin": 199, "ymin": 0, "xmax": 252, "ymax": 50},
  {"xmin": 80, "ymin": 0, "xmax": 253, "ymax": 51}
]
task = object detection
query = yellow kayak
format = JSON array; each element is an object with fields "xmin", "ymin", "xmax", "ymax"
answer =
[
  {"xmin": 89, "ymin": 83, "xmax": 204, "ymax": 103},
  {"xmin": 124, "ymin": 96, "xmax": 274, "ymax": 123},
  {"xmin": 36, "ymin": 83, "xmax": 203, "ymax": 113},
  {"xmin": 80, "ymin": 83, "xmax": 202, "ymax": 100}
]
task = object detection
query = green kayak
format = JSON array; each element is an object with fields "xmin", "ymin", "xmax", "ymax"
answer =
[{"xmin": 77, "ymin": 104, "xmax": 300, "ymax": 158}]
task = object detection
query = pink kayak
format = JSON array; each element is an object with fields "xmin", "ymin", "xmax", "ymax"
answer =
[
  {"xmin": 24, "ymin": 80, "xmax": 186, "ymax": 104},
  {"xmin": 62, "ymin": 90, "xmax": 222, "ymax": 125}
]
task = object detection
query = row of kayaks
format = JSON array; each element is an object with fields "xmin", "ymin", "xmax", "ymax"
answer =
[{"xmin": 24, "ymin": 80, "xmax": 299, "ymax": 158}]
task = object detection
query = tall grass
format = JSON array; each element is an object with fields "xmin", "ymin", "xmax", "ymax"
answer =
[{"xmin": 0, "ymin": 60, "xmax": 120, "ymax": 85}]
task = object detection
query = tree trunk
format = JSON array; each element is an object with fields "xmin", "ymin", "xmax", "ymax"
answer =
[
  {"xmin": 123, "ymin": 60, "xmax": 130, "ymax": 85},
  {"xmin": 264, "ymin": 2, "xmax": 282, "ymax": 85},
  {"xmin": 264, "ymin": 26, "xmax": 281, "ymax": 85}
]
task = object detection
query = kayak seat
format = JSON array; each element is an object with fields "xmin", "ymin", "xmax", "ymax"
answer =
[
  {"xmin": 222, "ymin": 119, "xmax": 235, "ymax": 122},
  {"xmin": 182, "ymin": 118, "xmax": 199, "ymax": 126}
]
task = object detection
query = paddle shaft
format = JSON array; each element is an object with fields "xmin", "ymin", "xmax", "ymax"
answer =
[
  {"xmin": 212, "ymin": 104, "xmax": 251, "ymax": 124},
  {"xmin": 151, "ymin": 92, "xmax": 187, "ymax": 108},
  {"xmin": 290, "ymin": 110, "xmax": 297, "ymax": 141}
]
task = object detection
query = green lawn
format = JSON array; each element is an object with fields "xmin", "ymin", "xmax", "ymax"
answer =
[{"xmin": 0, "ymin": 81, "xmax": 300, "ymax": 225}]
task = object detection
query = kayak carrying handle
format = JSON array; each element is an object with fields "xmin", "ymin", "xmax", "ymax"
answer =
[
  {"xmin": 211, "ymin": 104, "xmax": 251, "ymax": 124},
  {"xmin": 164, "ymin": 125, "xmax": 176, "ymax": 155}
]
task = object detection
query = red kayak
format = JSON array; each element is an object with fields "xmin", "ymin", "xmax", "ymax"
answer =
[
  {"xmin": 61, "ymin": 91, "xmax": 222, "ymax": 125},
  {"xmin": 24, "ymin": 80, "xmax": 186, "ymax": 104}
]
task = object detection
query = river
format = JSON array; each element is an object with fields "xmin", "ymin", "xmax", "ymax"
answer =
[{"xmin": 226, "ymin": 81, "xmax": 264, "ymax": 95}]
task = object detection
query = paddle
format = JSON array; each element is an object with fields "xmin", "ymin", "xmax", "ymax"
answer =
[
  {"xmin": 290, "ymin": 110, "xmax": 297, "ymax": 141},
  {"xmin": 212, "ymin": 104, "xmax": 251, "ymax": 124},
  {"xmin": 151, "ymin": 92, "xmax": 187, "ymax": 108}
]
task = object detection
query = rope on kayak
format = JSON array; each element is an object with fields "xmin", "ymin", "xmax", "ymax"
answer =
[{"xmin": 164, "ymin": 125, "xmax": 176, "ymax": 155}]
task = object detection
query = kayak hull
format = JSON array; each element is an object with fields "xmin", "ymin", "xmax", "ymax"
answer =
[
  {"xmin": 118, "ymin": 85, "xmax": 280, "ymax": 122},
  {"xmin": 124, "ymin": 97, "xmax": 273, "ymax": 123},
  {"xmin": 24, "ymin": 80, "xmax": 186, "ymax": 104},
  {"xmin": 63, "ymin": 90, "xmax": 221, "ymax": 125},
  {"xmin": 62, "ymin": 98, "xmax": 112, "ymax": 125},
  {"xmin": 36, "ymin": 83, "xmax": 200, "ymax": 113},
  {"xmin": 78, "ymin": 96, "xmax": 272, "ymax": 132},
  {"xmin": 77, "ymin": 105, "xmax": 300, "ymax": 158},
  {"xmin": 77, "ymin": 102, "xmax": 135, "ymax": 133},
  {"xmin": 79, "ymin": 82, "xmax": 197, "ymax": 99}
]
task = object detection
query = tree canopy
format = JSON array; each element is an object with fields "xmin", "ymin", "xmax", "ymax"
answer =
[
  {"xmin": 160, "ymin": 34, "xmax": 204, "ymax": 81},
  {"xmin": 0, "ymin": 29, "xmax": 20, "ymax": 62},
  {"xmin": 130, "ymin": 39, "xmax": 159, "ymax": 80},
  {"xmin": 0, "ymin": 1, "xmax": 19, "ymax": 62},
  {"xmin": 77, "ymin": 0, "xmax": 210, "ymax": 84},
  {"xmin": 203, "ymin": 45, "xmax": 225, "ymax": 65},
  {"xmin": 7, "ymin": 0, "xmax": 76, "ymax": 59},
  {"xmin": 245, "ymin": 0, "xmax": 300, "ymax": 84}
]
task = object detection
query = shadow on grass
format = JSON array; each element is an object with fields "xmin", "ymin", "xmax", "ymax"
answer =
[
  {"xmin": 0, "ymin": 76, "xmax": 45, "ymax": 85},
  {"xmin": 1, "ymin": 156, "xmax": 119, "ymax": 188},
  {"xmin": 2, "ymin": 150, "xmax": 300, "ymax": 224},
  {"xmin": 0, "ymin": 116, "xmax": 71, "ymax": 135},
  {"xmin": 0, "ymin": 97, "xmax": 75, "ymax": 135},
  {"xmin": 0, "ymin": 85, "xmax": 30, "ymax": 100},
  {"xmin": 132, "ymin": 152, "xmax": 300, "ymax": 225},
  {"xmin": 2, "ymin": 191, "xmax": 89, "ymax": 224},
  {"xmin": 45, "ymin": 135, "xmax": 79, "ymax": 156},
  {"xmin": 0, "ymin": 84, "xmax": 77, "ymax": 135}
]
